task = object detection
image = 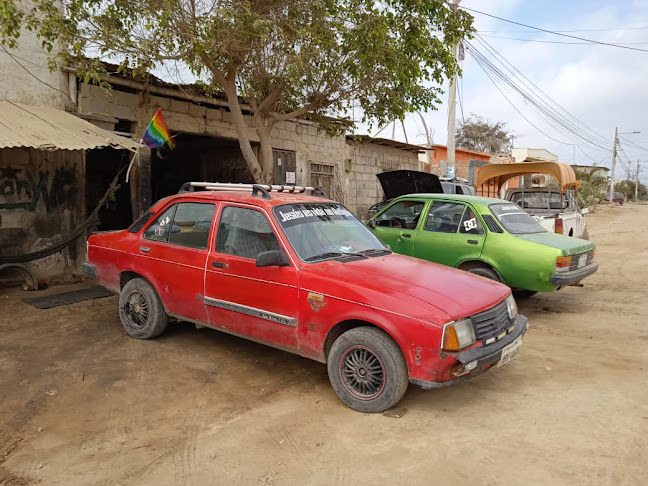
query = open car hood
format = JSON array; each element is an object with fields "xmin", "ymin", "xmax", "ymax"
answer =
[{"xmin": 376, "ymin": 170, "xmax": 443, "ymax": 200}]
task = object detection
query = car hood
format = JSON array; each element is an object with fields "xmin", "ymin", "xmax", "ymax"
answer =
[
  {"xmin": 376, "ymin": 170, "xmax": 443, "ymax": 200},
  {"xmin": 299, "ymin": 253, "xmax": 510, "ymax": 325},
  {"xmin": 515, "ymin": 232, "xmax": 595, "ymax": 255}
]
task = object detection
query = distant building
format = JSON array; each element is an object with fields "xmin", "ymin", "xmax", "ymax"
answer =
[
  {"xmin": 511, "ymin": 147, "xmax": 559, "ymax": 163},
  {"xmin": 419, "ymin": 145, "xmax": 491, "ymax": 180},
  {"xmin": 572, "ymin": 164, "xmax": 610, "ymax": 179}
]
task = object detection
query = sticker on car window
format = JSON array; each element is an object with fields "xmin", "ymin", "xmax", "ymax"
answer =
[{"xmin": 463, "ymin": 218, "xmax": 478, "ymax": 232}]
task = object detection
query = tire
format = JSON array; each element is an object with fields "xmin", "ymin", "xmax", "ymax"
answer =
[
  {"xmin": 327, "ymin": 327, "xmax": 408, "ymax": 413},
  {"xmin": 467, "ymin": 266, "xmax": 501, "ymax": 282},
  {"xmin": 582, "ymin": 228, "xmax": 590, "ymax": 240},
  {"xmin": 514, "ymin": 289, "xmax": 538, "ymax": 299},
  {"xmin": 118, "ymin": 278, "xmax": 168, "ymax": 339}
]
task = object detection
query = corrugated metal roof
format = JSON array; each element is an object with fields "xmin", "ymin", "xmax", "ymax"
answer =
[{"xmin": 0, "ymin": 100, "xmax": 140, "ymax": 151}]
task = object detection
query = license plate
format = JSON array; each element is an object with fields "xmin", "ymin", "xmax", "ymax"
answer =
[
  {"xmin": 577, "ymin": 253, "xmax": 588, "ymax": 268},
  {"xmin": 498, "ymin": 336, "xmax": 523, "ymax": 368}
]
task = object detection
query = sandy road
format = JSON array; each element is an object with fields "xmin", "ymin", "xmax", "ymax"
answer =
[{"xmin": 1, "ymin": 203, "xmax": 647, "ymax": 485}]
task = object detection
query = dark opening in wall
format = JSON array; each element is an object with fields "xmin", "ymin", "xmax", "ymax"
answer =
[
  {"xmin": 86, "ymin": 148, "xmax": 133, "ymax": 230},
  {"xmin": 150, "ymin": 134, "xmax": 254, "ymax": 201}
]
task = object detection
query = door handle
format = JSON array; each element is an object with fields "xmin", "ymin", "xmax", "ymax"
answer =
[
  {"xmin": 401, "ymin": 233, "xmax": 412, "ymax": 239},
  {"xmin": 212, "ymin": 261, "xmax": 228, "ymax": 269},
  {"xmin": 139, "ymin": 246, "xmax": 151, "ymax": 253},
  {"xmin": 467, "ymin": 240, "xmax": 478, "ymax": 245}
]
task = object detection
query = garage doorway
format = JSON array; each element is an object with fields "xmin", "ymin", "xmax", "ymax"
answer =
[{"xmin": 151, "ymin": 134, "xmax": 254, "ymax": 202}]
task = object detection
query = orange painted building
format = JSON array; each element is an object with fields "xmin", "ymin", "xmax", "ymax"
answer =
[{"xmin": 419, "ymin": 145, "xmax": 491, "ymax": 180}]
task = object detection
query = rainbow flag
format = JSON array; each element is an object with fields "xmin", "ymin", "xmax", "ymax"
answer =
[{"xmin": 142, "ymin": 108, "xmax": 175, "ymax": 149}]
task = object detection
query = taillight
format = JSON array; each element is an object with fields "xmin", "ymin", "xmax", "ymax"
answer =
[
  {"xmin": 555, "ymin": 256, "xmax": 572, "ymax": 272},
  {"xmin": 555, "ymin": 218, "xmax": 563, "ymax": 234}
]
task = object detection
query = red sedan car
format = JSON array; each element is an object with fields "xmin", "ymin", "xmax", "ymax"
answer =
[{"xmin": 83, "ymin": 183, "xmax": 528, "ymax": 412}]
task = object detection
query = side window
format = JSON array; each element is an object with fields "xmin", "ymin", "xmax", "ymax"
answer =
[
  {"xmin": 144, "ymin": 205, "xmax": 177, "ymax": 243},
  {"xmin": 215, "ymin": 206, "xmax": 281, "ymax": 260},
  {"xmin": 459, "ymin": 207, "xmax": 484, "ymax": 234},
  {"xmin": 167, "ymin": 203, "xmax": 216, "ymax": 249},
  {"xmin": 375, "ymin": 201, "xmax": 425, "ymax": 229},
  {"xmin": 423, "ymin": 202, "xmax": 466, "ymax": 233}
]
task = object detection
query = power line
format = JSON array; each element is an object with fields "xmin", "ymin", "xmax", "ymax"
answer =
[
  {"xmin": 474, "ymin": 35, "xmax": 611, "ymax": 149},
  {"xmin": 0, "ymin": 45, "xmax": 70, "ymax": 98},
  {"xmin": 457, "ymin": 73, "xmax": 465, "ymax": 124},
  {"xmin": 480, "ymin": 26, "xmax": 648, "ymax": 33},
  {"xmin": 479, "ymin": 34, "xmax": 648, "ymax": 46},
  {"xmin": 465, "ymin": 39, "xmax": 612, "ymax": 157},
  {"xmin": 466, "ymin": 45, "xmax": 591, "ymax": 151},
  {"xmin": 461, "ymin": 5, "xmax": 648, "ymax": 53},
  {"xmin": 619, "ymin": 135, "xmax": 648, "ymax": 153}
]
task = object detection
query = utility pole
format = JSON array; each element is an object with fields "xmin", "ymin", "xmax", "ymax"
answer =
[
  {"xmin": 610, "ymin": 127, "xmax": 618, "ymax": 200},
  {"xmin": 445, "ymin": 0, "xmax": 461, "ymax": 179},
  {"xmin": 636, "ymin": 159, "xmax": 641, "ymax": 201}
]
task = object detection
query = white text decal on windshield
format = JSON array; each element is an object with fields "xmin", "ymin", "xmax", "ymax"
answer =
[{"xmin": 278, "ymin": 206, "xmax": 352, "ymax": 222}]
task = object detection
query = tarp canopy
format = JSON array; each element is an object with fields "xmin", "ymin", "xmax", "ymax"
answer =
[
  {"xmin": 475, "ymin": 162, "xmax": 580, "ymax": 193},
  {"xmin": 0, "ymin": 100, "xmax": 140, "ymax": 151}
]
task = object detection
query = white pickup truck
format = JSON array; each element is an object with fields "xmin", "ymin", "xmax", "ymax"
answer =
[{"xmin": 504, "ymin": 187, "xmax": 589, "ymax": 239}]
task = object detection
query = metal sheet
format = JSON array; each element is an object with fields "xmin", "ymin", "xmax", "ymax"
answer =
[{"xmin": 0, "ymin": 100, "xmax": 140, "ymax": 151}]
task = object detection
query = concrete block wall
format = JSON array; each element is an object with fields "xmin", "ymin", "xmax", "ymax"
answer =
[
  {"xmin": 77, "ymin": 82, "xmax": 420, "ymax": 217},
  {"xmin": 0, "ymin": 31, "xmax": 68, "ymax": 109},
  {"xmin": 344, "ymin": 141, "xmax": 419, "ymax": 218}
]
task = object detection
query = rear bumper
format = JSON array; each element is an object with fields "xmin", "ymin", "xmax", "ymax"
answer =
[
  {"xmin": 410, "ymin": 315, "xmax": 529, "ymax": 390},
  {"xmin": 81, "ymin": 263, "xmax": 96, "ymax": 279},
  {"xmin": 551, "ymin": 261, "xmax": 598, "ymax": 287}
]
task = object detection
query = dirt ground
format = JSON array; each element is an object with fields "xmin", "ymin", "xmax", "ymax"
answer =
[{"xmin": 1, "ymin": 203, "xmax": 647, "ymax": 486}]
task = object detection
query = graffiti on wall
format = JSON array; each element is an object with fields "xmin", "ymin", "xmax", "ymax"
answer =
[{"xmin": 0, "ymin": 166, "xmax": 77, "ymax": 211}]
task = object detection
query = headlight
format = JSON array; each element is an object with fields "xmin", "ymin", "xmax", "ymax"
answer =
[
  {"xmin": 442, "ymin": 318, "xmax": 476, "ymax": 351},
  {"xmin": 506, "ymin": 294, "xmax": 518, "ymax": 319}
]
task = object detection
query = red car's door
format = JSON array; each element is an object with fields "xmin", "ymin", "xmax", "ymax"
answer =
[
  {"xmin": 204, "ymin": 204, "xmax": 299, "ymax": 350},
  {"xmin": 138, "ymin": 201, "xmax": 216, "ymax": 323}
]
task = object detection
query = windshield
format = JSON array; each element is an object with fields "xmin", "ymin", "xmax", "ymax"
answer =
[
  {"xmin": 510, "ymin": 191, "xmax": 566, "ymax": 210},
  {"xmin": 490, "ymin": 203, "xmax": 547, "ymax": 234},
  {"xmin": 274, "ymin": 203, "xmax": 388, "ymax": 261}
]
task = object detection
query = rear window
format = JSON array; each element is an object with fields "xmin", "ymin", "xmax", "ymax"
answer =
[{"xmin": 489, "ymin": 204, "xmax": 547, "ymax": 234}]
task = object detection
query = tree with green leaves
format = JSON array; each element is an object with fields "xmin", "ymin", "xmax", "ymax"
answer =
[
  {"xmin": 456, "ymin": 114, "xmax": 513, "ymax": 154},
  {"xmin": 615, "ymin": 179, "xmax": 647, "ymax": 201},
  {"xmin": 1, "ymin": 0, "xmax": 474, "ymax": 183}
]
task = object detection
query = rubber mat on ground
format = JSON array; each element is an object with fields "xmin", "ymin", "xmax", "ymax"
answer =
[{"xmin": 22, "ymin": 286, "xmax": 115, "ymax": 309}]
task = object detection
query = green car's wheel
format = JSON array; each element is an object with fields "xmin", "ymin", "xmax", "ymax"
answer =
[
  {"xmin": 467, "ymin": 266, "xmax": 501, "ymax": 282},
  {"xmin": 514, "ymin": 289, "xmax": 538, "ymax": 299}
]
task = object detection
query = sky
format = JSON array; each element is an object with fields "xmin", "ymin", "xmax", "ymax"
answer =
[{"xmin": 357, "ymin": 0, "xmax": 648, "ymax": 184}]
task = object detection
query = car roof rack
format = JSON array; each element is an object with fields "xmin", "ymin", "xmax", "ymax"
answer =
[{"xmin": 178, "ymin": 182, "xmax": 327, "ymax": 200}]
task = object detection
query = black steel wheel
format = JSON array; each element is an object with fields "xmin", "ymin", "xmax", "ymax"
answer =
[
  {"xmin": 118, "ymin": 278, "xmax": 168, "ymax": 339},
  {"xmin": 514, "ymin": 289, "xmax": 538, "ymax": 299},
  {"xmin": 327, "ymin": 327, "xmax": 408, "ymax": 413}
]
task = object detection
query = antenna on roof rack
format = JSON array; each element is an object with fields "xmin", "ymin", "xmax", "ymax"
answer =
[{"xmin": 179, "ymin": 182, "xmax": 328, "ymax": 199}]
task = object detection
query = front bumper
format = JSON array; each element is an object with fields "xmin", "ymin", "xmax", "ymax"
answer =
[
  {"xmin": 551, "ymin": 261, "xmax": 598, "ymax": 287},
  {"xmin": 410, "ymin": 314, "xmax": 529, "ymax": 390}
]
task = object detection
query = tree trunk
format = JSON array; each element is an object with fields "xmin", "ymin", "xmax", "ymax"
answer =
[
  {"xmin": 221, "ymin": 78, "xmax": 266, "ymax": 183},
  {"xmin": 255, "ymin": 117, "xmax": 275, "ymax": 185}
]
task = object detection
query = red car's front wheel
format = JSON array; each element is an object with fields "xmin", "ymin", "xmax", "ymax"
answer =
[{"xmin": 327, "ymin": 327, "xmax": 408, "ymax": 413}]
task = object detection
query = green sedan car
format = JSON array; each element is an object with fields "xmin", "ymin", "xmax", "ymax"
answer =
[{"xmin": 367, "ymin": 194, "xmax": 598, "ymax": 296}]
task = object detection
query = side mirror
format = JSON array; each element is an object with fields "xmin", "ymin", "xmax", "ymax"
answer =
[
  {"xmin": 256, "ymin": 250, "xmax": 290, "ymax": 267},
  {"xmin": 581, "ymin": 208, "xmax": 590, "ymax": 215},
  {"xmin": 367, "ymin": 219, "xmax": 376, "ymax": 228}
]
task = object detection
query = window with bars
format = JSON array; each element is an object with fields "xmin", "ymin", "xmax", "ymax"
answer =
[{"xmin": 310, "ymin": 163, "xmax": 335, "ymax": 197}]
